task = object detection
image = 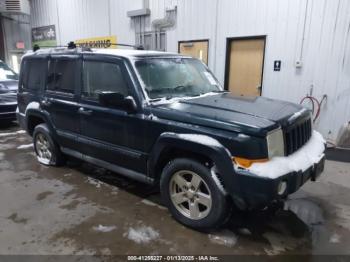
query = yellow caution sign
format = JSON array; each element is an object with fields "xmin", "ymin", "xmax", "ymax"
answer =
[{"xmin": 75, "ymin": 36, "xmax": 117, "ymax": 49}]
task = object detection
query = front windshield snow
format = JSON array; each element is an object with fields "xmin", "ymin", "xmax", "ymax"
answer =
[{"xmin": 135, "ymin": 58, "xmax": 222, "ymax": 100}]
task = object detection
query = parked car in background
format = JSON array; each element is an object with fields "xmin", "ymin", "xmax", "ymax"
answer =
[
  {"xmin": 17, "ymin": 47, "xmax": 325, "ymax": 230},
  {"xmin": 0, "ymin": 61, "xmax": 19, "ymax": 123}
]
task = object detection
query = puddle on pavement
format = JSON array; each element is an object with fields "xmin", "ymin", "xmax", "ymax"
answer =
[{"xmin": 1, "ymin": 126, "xmax": 350, "ymax": 255}]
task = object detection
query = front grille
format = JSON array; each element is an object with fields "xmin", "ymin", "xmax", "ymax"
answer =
[
  {"xmin": 0, "ymin": 104, "xmax": 17, "ymax": 113},
  {"xmin": 284, "ymin": 118, "xmax": 312, "ymax": 155}
]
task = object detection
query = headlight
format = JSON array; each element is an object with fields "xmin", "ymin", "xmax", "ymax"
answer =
[{"xmin": 266, "ymin": 128, "xmax": 285, "ymax": 159}]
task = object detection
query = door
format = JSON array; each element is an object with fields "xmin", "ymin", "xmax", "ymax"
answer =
[
  {"xmin": 226, "ymin": 37, "xmax": 265, "ymax": 96},
  {"xmin": 179, "ymin": 40, "xmax": 209, "ymax": 65},
  {"xmin": 44, "ymin": 55, "xmax": 81, "ymax": 151},
  {"xmin": 78, "ymin": 55, "xmax": 145, "ymax": 172}
]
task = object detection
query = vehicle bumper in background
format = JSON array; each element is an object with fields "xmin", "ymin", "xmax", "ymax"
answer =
[{"xmin": 0, "ymin": 103, "xmax": 17, "ymax": 121}]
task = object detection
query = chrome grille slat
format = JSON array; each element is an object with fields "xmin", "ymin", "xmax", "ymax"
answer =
[{"xmin": 284, "ymin": 119, "xmax": 312, "ymax": 156}]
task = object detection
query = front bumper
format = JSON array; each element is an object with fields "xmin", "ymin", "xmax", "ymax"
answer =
[
  {"xmin": 0, "ymin": 103, "xmax": 17, "ymax": 121},
  {"xmin": 233, "ymin": 155, "xmax": 325, "ymax": 209}
]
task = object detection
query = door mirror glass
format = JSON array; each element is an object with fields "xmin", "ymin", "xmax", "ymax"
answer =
[{"xmin": 98, "ymin": 92, "xmax": 137, "ymax": 113}]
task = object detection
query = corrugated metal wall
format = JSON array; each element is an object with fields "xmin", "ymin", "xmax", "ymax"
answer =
[{"xmin": 29, "ymin": 0, "xmax": 350, "ymax": 142}]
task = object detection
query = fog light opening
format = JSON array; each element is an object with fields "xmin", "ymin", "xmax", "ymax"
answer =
[{"xmin": 277, "ymin": 181, "xmax": 287, "ymax": 195}]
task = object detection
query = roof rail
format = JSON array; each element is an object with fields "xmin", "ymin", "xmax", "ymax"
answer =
[{"xmin": 32, "ymin": 41, "xmax": 144, "ymax": 52}]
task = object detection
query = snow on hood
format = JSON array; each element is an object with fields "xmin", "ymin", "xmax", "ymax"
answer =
[{"xmin": 246, "ymin": 131, "xmax": 325, "ymax": 179}]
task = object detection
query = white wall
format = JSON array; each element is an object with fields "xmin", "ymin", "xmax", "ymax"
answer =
[{"xmin": 29, "ymin": 0, "xmax": 350, "ymax": 143}]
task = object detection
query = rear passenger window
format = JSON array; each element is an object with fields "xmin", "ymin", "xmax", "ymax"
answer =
[
  {"xmin": 47, "ymin": 58, "xmax": 78, "ymax": 94},
  {"xmin": 23, "ymin": 59, "xmax": 47, "ymax": 91},
  {"xmin": 82, "ymin": 60, "xmax": 129, "ymax": 99}
]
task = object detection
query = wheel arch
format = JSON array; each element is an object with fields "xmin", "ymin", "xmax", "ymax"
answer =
[{"xmin": 148, "ymin": 132, "xmax": 240, "ymax": 194}]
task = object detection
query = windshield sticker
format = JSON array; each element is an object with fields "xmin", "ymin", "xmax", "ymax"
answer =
[{"xmin": 203, "ymin": 72, "xmax": 217, "ymax": 85}]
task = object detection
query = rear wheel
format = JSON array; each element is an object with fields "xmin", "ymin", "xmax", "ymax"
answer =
[
  {"xmin": 160, "ymin": 158, "xmax": 230, "ymax": 230},
  {"xmin": 33, "ymin": 124, "xmax": 65, "ymax": 166}
]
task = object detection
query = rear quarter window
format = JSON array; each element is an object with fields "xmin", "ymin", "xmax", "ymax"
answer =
[{"xmin": 21, "ymin": 58, "xmax": 48, "ymax": 91}]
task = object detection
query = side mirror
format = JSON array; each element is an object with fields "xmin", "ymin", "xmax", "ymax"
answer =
[{"xmin": 98, "ymin": 92, "xmax": 137, "ymax": 113}]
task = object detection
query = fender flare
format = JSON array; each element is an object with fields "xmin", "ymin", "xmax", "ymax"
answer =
[
  {"xmin": 148, "ymin": 132, "xmax": 240, "ymax": 193},
  {"xmin": 25, "ymin": 106, "xmax": 56, "ymax": 138}
]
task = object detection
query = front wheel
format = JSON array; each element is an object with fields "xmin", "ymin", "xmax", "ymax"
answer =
[
  {"xmin": 160, "ymin": 158, "xmax": 230, "ymax": 230},
  {"xmin": 33, "ymin": 123, "xmax": 65, "ymax": 166}
]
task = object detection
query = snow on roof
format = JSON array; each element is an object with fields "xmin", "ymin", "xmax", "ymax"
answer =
[
  {"xmin": 24, "ymin": 47, "xmax": 182, "ymax": 59},
  {"xmin": 92, "ymin": 48, "xmax": 180, "ymax": 58}
]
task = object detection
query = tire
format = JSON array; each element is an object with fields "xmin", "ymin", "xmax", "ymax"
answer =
[
  {"xmin": 160, "ymin": 158, "xmax": 230, "ymax": 230},
  {"xmin": 33, "ymin": 123, "xmax": 65, "ymax": 166}
]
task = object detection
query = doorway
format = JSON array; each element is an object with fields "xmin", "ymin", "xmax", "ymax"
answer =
[
  {"xmin": 225, "ymin": 36, "xmax": 266, "ymax": 96},
  {"xmin": 178, "ymin": 40, "xmax": 209, "ymax": 65}
]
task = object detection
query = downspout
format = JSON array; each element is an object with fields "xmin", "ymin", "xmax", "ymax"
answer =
[{"xmin": 213, "ymin": 0, "xmax": 220, "ymax": 72}]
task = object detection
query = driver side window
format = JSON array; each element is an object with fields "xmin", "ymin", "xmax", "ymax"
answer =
[{"xmin": 82, "ymin": 60, "xmax": 129, "ymax": 100}]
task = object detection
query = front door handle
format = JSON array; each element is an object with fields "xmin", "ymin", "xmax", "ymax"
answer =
[
  {"xmin": 78, "ymin": 107, "xmax": 93, "ymax": 116},
  {"xmin": 41, "ymin": 99, "xmax": 51, "ymax": 107}
]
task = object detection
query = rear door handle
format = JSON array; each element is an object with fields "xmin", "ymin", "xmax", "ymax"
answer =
[{"xmin": 78, "ymin": 107, "xmax": 93, "ymax": 116}]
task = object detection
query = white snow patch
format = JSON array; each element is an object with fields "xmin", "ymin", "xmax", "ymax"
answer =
[
  {"xmin": 238, "ymin": 228, "xmax": 252, "ymax": 236},
  {"xmin": 237, "ymin": 133, "xmax": 250, "ymax": 139},
  {"xmin": 25, "ymin": 102, "xmax": 40, "ymax": 115},
  {"xmin": 141, "ymin": 199, "xmax": 167, "ymax": 210},
  {"xmin": 124, "ymin": 226, "xmax": 159, "ymax": 244},
  {"xmin": 93, "ymin": 225, "xmax": 116, "ymax": 233},
  {"xmin": 151, "ymin": 92, "xmax": 220, "ymax": 105},
  {"xmin": 86, "ymin": 177, "xmax": 103, "ymax": 188},
  {"xmin": 177, "ymin": 134, "xmax": 222, "ymax": 148},
  {"xmin": 288, "ymin": 109, "xmax": 308, "ymax": 122},
  {"xmin": 211, "ymin": 167, "xmax": 227, "ymax": 195},
  {"xmin": 208, "ymin": 230, "xmax": 238, "ymax": 247},
  {"xmin": 329, "ymin": 233, "xmax": 341, "ymax": 243},
  {"xmin": 37, "ymin": 156, "xmax": 50, "ymax": 165},
  {"xmin": 247, "ymin": 131, "xmax": 325, "ymax": 179},
  {"xmin": 17, "ymin": 143, "xmax": 33, "ymax": 149},
  {"xmin": 0, "ymin": 130, "xmax": 26, "ymax": 137}
]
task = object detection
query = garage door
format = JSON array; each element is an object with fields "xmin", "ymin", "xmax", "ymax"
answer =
[{"xmin": 226, "ymin": 37, "xmax": 265, "ymax": 96}]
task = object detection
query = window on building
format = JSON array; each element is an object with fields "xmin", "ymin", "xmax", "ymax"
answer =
[
  {"xmin": 47, "ymin": 58, "xmax": 78, "ymax": 94},
  {"xmin": 23, "ymin": 59, "xmax": 47, "ymax": 90},
  {"xmin": 82, "ymin": 60, "xmax": 129, "ymax": 99}
]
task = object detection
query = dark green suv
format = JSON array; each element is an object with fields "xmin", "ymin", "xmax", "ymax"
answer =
[{"xmin": 17, "ymin": 47, "xmax": 325, "ymax": 230}]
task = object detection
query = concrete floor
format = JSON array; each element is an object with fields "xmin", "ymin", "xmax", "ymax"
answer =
[{"xmin": 1, "ymin": 123, "xmax": 350, "ymax": 256}]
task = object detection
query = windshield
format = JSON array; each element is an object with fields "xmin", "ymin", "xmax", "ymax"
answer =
[
  {"xmin": 0, "ymin": 62, "xmax": 19, "ymax": 81},
  {"xmin": 134, "ymin": 58, "xmax": 222, "ymax": 100}
]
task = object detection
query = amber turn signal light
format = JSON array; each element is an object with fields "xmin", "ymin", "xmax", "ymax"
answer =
[{"xmin": 233, "ymin": 157, "xmax": 268, "ymax": 168}]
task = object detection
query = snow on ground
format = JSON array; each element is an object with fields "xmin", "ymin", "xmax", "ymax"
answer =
[
  {"xmin": 17, "ymin": 143, "xmax": 33, "ymax": 149},
  {"xmin": 329, "ymin": 233, "xmax": 341, "ymax": 243},
  {"xmin": 92, "ymin": 225, "xmax": 117, "ymax": 233},
  {"xmin": 141, "ymin": 199, "xmax": 167, "ymax": 210},
  {"xmin": 124, "ymin": 226, "xmax": 160, "ymax": 244},
  {"xmin": 86, "ymin": 177, "xmax": 103, "ymax": 188},
  {"xmin": 0, "ymin": 130, "xmax": 26, "ymax": 137},
  {"xmin": 208, "ymin": 230, "xmax": 238, "ymax": 247}
]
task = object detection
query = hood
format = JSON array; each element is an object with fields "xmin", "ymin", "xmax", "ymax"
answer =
[
  {"xmin": 0, "ymin": 80, "xmax": 18, "ymax": 93},
  {"xmin": 152, "ymin": 93, "xmax": 309, "ymax": 136}
]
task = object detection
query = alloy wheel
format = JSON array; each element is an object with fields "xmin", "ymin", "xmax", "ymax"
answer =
[{"xmin": 169, "ymin": 170, "xmax": 212, "ymax": 220}]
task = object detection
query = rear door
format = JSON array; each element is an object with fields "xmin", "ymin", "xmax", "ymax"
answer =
[{"xmin": 43, "ymin": 55, "xmax": 81, "ymax": 151}]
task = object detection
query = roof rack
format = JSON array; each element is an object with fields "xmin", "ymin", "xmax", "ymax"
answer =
[{"xmin": 33, "ymin": 41, "xmax": 144, "ymax": 52}]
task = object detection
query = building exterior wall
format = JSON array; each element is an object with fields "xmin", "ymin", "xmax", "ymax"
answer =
[{"xmin": 29, "ymin": 0, "xmax": 350, "ymax": 143}]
